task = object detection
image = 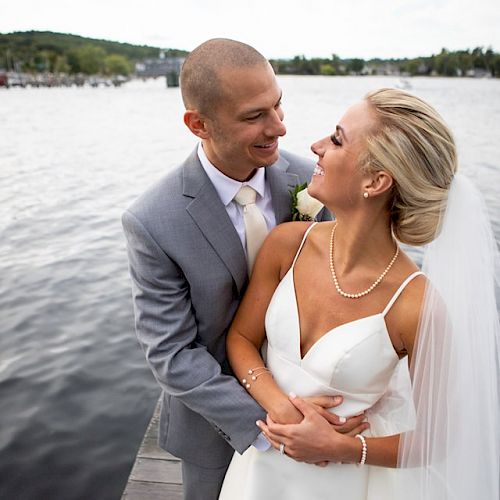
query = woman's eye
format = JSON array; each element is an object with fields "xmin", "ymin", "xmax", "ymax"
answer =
[{"xmin": 331, "ymin": 134, "xmax": 342, "ymax": 146}]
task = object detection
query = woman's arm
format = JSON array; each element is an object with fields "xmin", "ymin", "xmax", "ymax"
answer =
[{"xmin": 227, "ymin": 223, "xmax": 310, "ymax": 425}]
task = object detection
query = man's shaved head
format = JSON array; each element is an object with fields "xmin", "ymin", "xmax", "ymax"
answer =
[{"xmin": 180, "ymin": 38, "xmax": 270, "ymax": 116}]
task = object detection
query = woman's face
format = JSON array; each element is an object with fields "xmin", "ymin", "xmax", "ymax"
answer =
[{"xmin": 308, "ymin": 99, "xmax": 377, "ymax": 210}]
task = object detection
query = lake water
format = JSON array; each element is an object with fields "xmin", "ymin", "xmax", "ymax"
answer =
[{"xmin": 1, "ymin": 76, "xmax": 499, "ymax": 499}]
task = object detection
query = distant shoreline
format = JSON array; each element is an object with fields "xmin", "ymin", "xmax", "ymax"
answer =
[
  {"xmin": 1, "ymin": 31, "xmax": 499, "ymax": 80},
  {"xmin": 1, "ymin": 71, "xmax": 498, "ymax": 90}
]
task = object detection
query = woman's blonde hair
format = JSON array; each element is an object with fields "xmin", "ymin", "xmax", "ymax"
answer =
[{"xmin": 363, "ymin": 88, "xmax": 457, "ymax": 246}]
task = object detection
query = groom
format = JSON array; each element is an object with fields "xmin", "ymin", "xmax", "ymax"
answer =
[{"xmin": 122, "ymin": 39, "xmax": 360, "ymax": 500}]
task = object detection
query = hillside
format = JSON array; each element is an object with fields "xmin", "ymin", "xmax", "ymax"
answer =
[{"xmin": 0, "ymin": 31, "xmax": 187, "ymax": 73}]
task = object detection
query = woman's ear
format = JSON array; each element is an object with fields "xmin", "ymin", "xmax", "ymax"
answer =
[
  {"xmin": 183, "ymin": 110, "xmax": 210, "ymax": 139},
  {"xmin": 363, "ymin": 171, "xmax": 394, "ymax": 198}
]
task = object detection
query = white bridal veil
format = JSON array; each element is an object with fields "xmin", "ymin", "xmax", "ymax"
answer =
[{"xmin": 396, "ymin": 173, "xmax": 500, "ymax": 499}]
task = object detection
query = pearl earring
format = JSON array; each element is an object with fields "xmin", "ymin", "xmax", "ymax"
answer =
[{"xmin": 363, "ymin": 192, "xmax": 369, "ymax": 199}]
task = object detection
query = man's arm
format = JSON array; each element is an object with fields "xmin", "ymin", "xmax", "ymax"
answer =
[{"xmin": 122, "ymin": 209, "xmax": 265, "ymax": 454}]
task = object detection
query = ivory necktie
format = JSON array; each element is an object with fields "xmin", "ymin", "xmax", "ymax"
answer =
[{"xmin": 234, "ymin": 186, "xmax": 269, "ymax": 274}]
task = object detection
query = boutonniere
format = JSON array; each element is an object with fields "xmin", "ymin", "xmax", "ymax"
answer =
[{"xmin": 290, "ymin": 182, "xmax": 324, "ymax": 221}]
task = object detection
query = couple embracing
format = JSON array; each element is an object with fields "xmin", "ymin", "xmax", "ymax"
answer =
[{"xmin": 122, "ymin": 39, "xmax": 500, "ymax": 500}]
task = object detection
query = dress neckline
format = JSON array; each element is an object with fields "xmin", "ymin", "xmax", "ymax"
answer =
[
  {"xmin": 285, "ymin": 267, "xmax": 391, "ymax": 361},
  {"xmin": 284, "ymin": 223, "xmax": 422, "ymax": 361}
]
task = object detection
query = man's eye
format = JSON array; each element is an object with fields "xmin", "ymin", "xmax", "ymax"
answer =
[
  {"xmin": 246, "ymin": 113, "xmax": 262, "ymax": 121},
  {"xmin": 331, "ymin": 134, "xmax": 342, "ymax": 146}
]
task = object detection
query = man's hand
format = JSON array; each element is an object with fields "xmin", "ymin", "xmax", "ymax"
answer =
[
  {"xmin": 303, "ymin": 395, "xmax": 369, "ymax": 436},
  {"xmin": 257, "ymin": 395, "xmax": 369, "ymax": 464}
]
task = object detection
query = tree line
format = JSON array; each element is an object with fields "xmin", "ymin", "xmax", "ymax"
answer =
[
  {"xmin": 1, "ymin": 31, "xmax": 499, "ymax": 78},
  {"xmin": 271, "ymin": 47, "xmax": 500, "ymax": 77}
]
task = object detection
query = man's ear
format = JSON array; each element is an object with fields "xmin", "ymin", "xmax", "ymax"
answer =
[
  {"xmin": 184, "ymin": 110, "xmax": 210, "ymax": 139},
  {"xmin": 363, "ymin": 170, "xmax": 394, "ymax": 198}
]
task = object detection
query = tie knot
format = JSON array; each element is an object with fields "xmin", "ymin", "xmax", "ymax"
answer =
[{"xmin": 234, "ymin": 185, "xmax": 257, "ymax": 207}]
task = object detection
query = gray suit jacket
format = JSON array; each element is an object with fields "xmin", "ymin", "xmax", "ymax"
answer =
[{"xmin": 122, "ymin": 147, "xmax": 330, "ymax": 468}]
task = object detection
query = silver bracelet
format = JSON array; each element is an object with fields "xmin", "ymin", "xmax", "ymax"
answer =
[{"xmin": 355, "ymin": 434, "xmax": 367, "ymax": 466}]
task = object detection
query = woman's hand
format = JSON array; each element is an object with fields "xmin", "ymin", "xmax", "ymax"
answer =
[
  {"xmin": 303, "ymin": 395, "xmax": 369, "ymax": 435},
  {"xmin": 257, "ymin": 395, "xmax": 354, "ymax": 464},
  {"xmin": 259, "ymin": 394, "xmax": 400, "ymax": 468}
]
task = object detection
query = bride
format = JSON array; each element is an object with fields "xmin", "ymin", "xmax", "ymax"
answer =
[{"xmin": 219, "ymin": 88, "xmax": 500, "ymax": 499}]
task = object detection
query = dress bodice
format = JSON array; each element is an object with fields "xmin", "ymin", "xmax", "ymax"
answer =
[{"xmin": 264, "ymin": 222, "xmax": 422, "ymax": 418}]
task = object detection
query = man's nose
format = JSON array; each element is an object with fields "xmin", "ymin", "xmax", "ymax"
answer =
[{"xmin": 265, "ymin": 109, "xmax": 286, "ymax": 137}]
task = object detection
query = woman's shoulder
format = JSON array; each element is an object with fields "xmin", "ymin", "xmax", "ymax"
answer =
[
  {"xmin": 391, "ymin": 253, "xmax": 427, "ymax": 312},
  {"xmin": 388, "ymin": 253, "xmax": 428, "ymax": 354},
  {"xmin": 268, "ymin": 221, "xmax": 312, "ymax": 244},
  {"xmin": 262, "ymin": 222, "xmax": 321, "ymax": 275},
  {"xmin": 267, "ymin": 220, "xmax": 332, "ymax": 252}
]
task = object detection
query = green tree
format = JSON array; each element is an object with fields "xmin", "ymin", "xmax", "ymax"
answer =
[
  {"xmin": 66, "ymin": 48, "xmax": 81, "ymax": 73},
  {"xmin": 34, "ymin": 50, "xmax": 51, "ymax": 72},
  {"xmin": 331, "ymin": 53, "xmax": 342, "ymax": 74},
  {"xmin": 104, "ymin": 54, "xmax": 132, "ymax": 75},
  {"xmin": 320, "ymin": 63, "xmax": 335, "ymax": 75},
  {"xmin": 491, "ymin": 54, "xmax": 500, "ymax": 77},
  {"xmin": 434, "ymin": 49, "xmax": 459, "ymax": 76},
  {"xmin": 76, "ymin": 44, "xmax": 106, "ymax": 74},
  {"xmin": 471, "ymin": 47, "xmax": 486, "ymax": 69},
  {"xmin": 406, "ymin": 60, "xmax": 420, "ymax": 76},
  {"xmin": 485, "ymin": 47, "xmax": 494, "ymax": 72},
  {"xmin": 456, "ymin": 50, "xmax": 472, "ymax": 75},
  {"xmin": 54, "ymin": 55, "xmax": 70, "ymax": 74},
  {"xmin": 346, "ymin": 58, "xmax": 364, "ymax": 74}
]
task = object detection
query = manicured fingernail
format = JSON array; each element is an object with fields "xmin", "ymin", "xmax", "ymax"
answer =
[
  {"xmin": 256, "ymin": 420, "xmax": 262, "ymax": 427},
  {"xmin": 289, "ymin": 392, "xmax": 297, "ymax": 399},
  {"xmin": 333, "ymin": 396, "xmax": 342, "ymax": 404},
  {"xmin": 339, "ymin": 416, "xmax": 346, "ymax": 424}
]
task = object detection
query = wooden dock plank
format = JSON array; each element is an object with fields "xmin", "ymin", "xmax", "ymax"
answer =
[
  {"xmin": 122, "ymin": 397, "xmax": 183, "ymax": 500},
  {"xmin": 129, "ymin": 457, "xmax": 182, "ymax": 484},
  {"xmin": 122, "ymin": 481, "xmax": 183, "ymax": 500}
]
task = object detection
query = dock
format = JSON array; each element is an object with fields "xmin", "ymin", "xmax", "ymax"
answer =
[{"xmin": 122, "ymin": 398, "xmax": 183, "ymax": 499}]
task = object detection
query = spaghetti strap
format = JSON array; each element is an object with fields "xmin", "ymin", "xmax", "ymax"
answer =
[
  {"xmin": 382, "ymin": 271, "xmax": 424, "ymax": 317},
  {"xmin": 291, "ymin": 222, "xmax": 318, "ymax": 268}
]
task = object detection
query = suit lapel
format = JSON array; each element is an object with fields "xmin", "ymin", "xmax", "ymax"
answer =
[
  {"xmin": 266, "ymin": 155, "xmax": 300, "ymax": 224},
  {"xmin": 183, "ymin": 150, "xmax": 248, "ymax": 294},
  {"xmin": 181, "ymin": 149, "xmax": 301, "ymax": 293}
]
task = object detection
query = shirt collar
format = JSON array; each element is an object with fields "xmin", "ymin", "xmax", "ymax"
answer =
[{"xmin": 197, "ymin": 143, "xmax": 266, "ymax": 206}]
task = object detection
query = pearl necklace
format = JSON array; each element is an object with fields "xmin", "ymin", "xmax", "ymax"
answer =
[{"xmin": 329, "ymin": 223, "xmax": 399, "ymax": 299}]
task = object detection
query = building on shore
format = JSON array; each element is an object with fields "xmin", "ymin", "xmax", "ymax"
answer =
[{"xmin": 135, "ymin": 52, "xmax": 185, "ymax": 86}]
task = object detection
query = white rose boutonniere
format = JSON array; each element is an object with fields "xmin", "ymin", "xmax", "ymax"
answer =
[{"xmin": 290, "ymin": 182, "xmax": 324, "ymax": 221}]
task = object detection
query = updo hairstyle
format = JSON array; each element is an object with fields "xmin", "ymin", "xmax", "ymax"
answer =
[{"xmin": 362, "ymin": 88, "xmax": 457, "ymax": 246}]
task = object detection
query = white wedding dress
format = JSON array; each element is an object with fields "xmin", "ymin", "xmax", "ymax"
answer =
[{"xmin": 219, "ymin": 223, "xmax": 419, "ymax": 500}]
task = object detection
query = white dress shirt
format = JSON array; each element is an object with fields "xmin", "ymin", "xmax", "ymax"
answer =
[
  {"xmin": 197, "ymin": 143, "xmax": 277, "ymax": 257},
  {"xmin": 198, "ymin": 143, "xmax": 272, "ymax": 451}
]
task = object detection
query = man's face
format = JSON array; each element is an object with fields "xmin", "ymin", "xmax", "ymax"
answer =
[{"xmin": 202, "ymin": 63, "xmax": 286, "ymax": 181}]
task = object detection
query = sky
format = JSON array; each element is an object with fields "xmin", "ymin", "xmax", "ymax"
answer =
[{"xmin": 1, "ymin": 0, "xmax": 499, "ymax": 60}]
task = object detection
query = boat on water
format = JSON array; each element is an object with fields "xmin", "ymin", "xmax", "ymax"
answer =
[{"xmin": 396, "ymin": 78, "xmax": 412, "ymax": 90}]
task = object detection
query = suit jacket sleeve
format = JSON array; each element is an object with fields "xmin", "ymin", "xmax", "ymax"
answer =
[{"xmin": 122, "ymin": 209, "xmax": 265, "ymax": 454}]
